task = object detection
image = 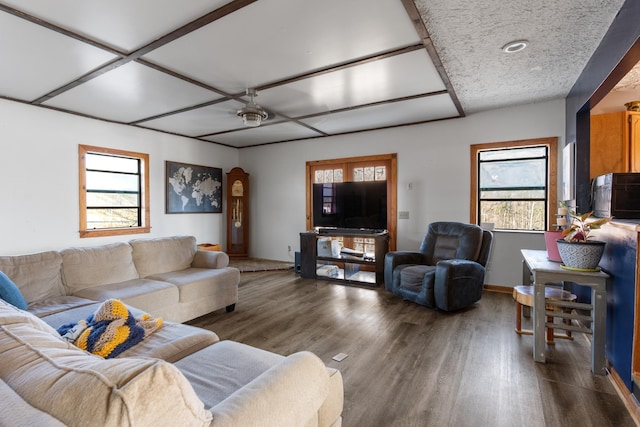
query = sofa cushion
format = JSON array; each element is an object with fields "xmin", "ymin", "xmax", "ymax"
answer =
[
  {"xmin": 39, "ymin": 301, "xmax": 220, "ymax": 363},
  {"xmin": 0, "ymin": 251, "xmax": 65, "ymax": 304},
  {"xmin": 130, "ymin": 236, "xmax": 197, "ymax": 277},
  {"xmin": 0, "ymin": 299, "xmax": 61, "ymax": 336},
  {"xmin": 0, "ymin": 271, "xmax": 27, "ymax": 310},
  {"xmin": 73, "ymin": 278, "xmax": 179, "ymax": 316},
  {"xmin": 57, "ymin": 299, "xmax": 163, "ymax": 359},
  {"xmin": 176, "ymin": 341, "xmax": 330, "ymax": 427},
  {"xmin": 0, "ymin": 302, "xmax": 212, "ymax": 427},
  {"xmin": 175, "ymin": 340, "xmax": 285, "ymax": 407},
  {"xmin": 61, "ymin": 242, "xmax": 139, "ymax": 293},
  {"xmin": 147, "ymin": 267, "xmax": 240, "ymax": 303},
  {"xmin": 28, "ymin": 295, "xmax": 98, "ymax": 318}
]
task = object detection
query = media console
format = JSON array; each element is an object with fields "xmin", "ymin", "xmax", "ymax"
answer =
[{"xmin": 299, "ymin": 229, "xmax": 389, "ymax": 287}]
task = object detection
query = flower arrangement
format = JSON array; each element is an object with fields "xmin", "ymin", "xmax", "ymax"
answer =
[{"xmin": 559, "ymin": 203, "xmax": 611, "ymax": 242}]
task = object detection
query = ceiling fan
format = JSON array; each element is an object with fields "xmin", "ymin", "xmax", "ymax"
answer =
[{"xmin": 237, "ymin": 88, "xmax": 268, "ymax": 127}]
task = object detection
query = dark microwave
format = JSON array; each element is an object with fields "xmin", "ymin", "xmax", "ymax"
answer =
[{"xmin": 593, "ymin": 173, "xmax": 640, "ymax": 219}]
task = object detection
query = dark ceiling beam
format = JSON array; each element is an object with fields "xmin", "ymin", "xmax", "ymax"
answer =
[
  {"xmin": 0, "ymin": 4, "xmax": 122, "ymax": 55},
  {"xmin": 133, "ymin": 44, "xmax": 426, "ymax": 125},
  {"xmin": 254, "ymin": 44, "xmax": 425, "ymax": 93},
  {"xmin": 400, "ymin": 0, "xmax": 465, "ymax": 117},
  {"xmin": 24, "ymin": 0, "xmax": 257, "ymax": 104}
]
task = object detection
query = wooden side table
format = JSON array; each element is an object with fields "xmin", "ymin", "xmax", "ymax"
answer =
[
  {"xmin": 521, "ymin": 249, "xmax": 609, "ymax": 374},
  {"xmin": 198, "ymin": 243, "xmax": 222, "ymax": 252}
]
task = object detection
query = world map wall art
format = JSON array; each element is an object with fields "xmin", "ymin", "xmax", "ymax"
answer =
[{"xmin": 166, "ymin": 161, "xmax": 222, "ymax": 214}]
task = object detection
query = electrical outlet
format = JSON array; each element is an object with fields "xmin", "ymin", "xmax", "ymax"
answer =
[{"xmin": 399, "ymin": 211, "xmax": 409, "ymax": 220}]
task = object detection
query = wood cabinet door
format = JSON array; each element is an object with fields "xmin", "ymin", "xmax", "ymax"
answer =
[{"xmin": 590, "ymin": 112, "xmax": 628, "ymax": 179}]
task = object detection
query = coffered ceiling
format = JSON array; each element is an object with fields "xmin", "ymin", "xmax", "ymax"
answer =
[{"xmin": 0, "ymin": 0, "xmax": 627, "ymax": 148}]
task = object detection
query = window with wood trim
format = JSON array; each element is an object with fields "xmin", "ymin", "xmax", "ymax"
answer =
[
  {"xmin": 306, "ymin": 154, "xmax": 397, "ymax": 250},
  {"xmin": 79, "ymin": 145, "xmax": 150, "ymax": 238},
  {"xmin": 470, "ymin": 137, "xmax": 558, "ymax": 231}
]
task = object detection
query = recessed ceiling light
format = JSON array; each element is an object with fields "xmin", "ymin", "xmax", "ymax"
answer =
[{"xmin": 502, "ymin": 40, "xmax": 529, "ymax": 53}]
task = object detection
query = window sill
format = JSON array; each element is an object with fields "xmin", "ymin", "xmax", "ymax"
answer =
[{"xmin": 80, "ymin": 226, "xmax": 151, "ymax": 238}]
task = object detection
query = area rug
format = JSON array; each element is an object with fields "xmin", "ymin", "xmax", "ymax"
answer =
[{"xmin": 227, "ymin": 258, "xmax": 294, "ymax": 272}]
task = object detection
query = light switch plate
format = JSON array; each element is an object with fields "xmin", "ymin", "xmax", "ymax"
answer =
[{"xmin": 399, "ymin": 211, "xmax": 409, "ymax": 220}]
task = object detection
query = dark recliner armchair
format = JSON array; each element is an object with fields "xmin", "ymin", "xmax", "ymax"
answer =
[{"xmin": 384, "ymin": 222, "xmax": 493, "ymax": 312}]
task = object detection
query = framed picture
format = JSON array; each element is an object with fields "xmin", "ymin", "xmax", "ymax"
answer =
[{"xmin": 166, "ymin": 161, "xmax": 222, "ymax": 213}]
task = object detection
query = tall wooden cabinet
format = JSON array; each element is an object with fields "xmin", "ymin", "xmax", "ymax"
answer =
[
  {"xmin": 590, "ymin": 111, "xmax": 640, "ymax": 179},
  {"xmin": 226, "ymin": 167, "xmax": 249, "ymax": 257}
]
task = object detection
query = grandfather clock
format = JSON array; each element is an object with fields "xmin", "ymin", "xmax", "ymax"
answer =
[{"xmin": 226, "ymin": 167, "xmax": 249, "ymax": 257}]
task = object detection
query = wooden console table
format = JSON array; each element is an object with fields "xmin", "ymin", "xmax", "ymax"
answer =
[{"xmin": 521, "ymin": 249, "xmax": 609, "ymax": 374}]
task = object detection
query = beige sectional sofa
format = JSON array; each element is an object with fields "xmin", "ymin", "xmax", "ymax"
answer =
[
  {"xmin": 0, "ymin": 236, "xmax": 344, "ymax": 426},
  {"xmin": 1, "ymin": 235, "xmax": 239, "ymax": 323}
]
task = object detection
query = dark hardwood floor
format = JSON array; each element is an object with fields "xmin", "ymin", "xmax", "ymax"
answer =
[{"xmin": 188, "ymin": 271, "xmax": 636, "ymax": 427}]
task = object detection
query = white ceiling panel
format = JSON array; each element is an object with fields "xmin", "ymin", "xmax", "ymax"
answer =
[
  {"xmin": 139, "ymin": 100, "xmax": 262, "ymax": 136},
  {"xmin": 257, "ymin": 49, "xmax": 446, "ymax": 117},
  {"xmin": 43, "ymin": 62, "xmax": 220, "ymax": 123},
  {"xmin": 143, "ymin": 0, "xmax": 421, "ymax": 93},
  {"xmin": 301, "ymin": 94, "xmax": 459, "ymax": 134},
  {"xmin": 205, "ymin": 122, "xmax": 323, "ymax": 147},
  {"xmin": 0, "ymin": 11, "xmax": 117, "ymax": 101},
  {"xmin": 0, "ymin": 1, "xmax": 627, "ymax": 148},
  {"xmin": 0, "ymin": 0, "xmax": 231, "ymax": 52}
]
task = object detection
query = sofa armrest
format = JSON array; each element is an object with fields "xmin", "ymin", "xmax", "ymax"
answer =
[
  {"xmin": 192, "ymin": 250, "xmax": 229, "ymax": 269},
  {"xmin": 434, "ymin": 259, "xmax": 485, "ymax": 311},
  {"xmin": 210, "ymin": 351, "xmax": 332, "ymax": 427}
]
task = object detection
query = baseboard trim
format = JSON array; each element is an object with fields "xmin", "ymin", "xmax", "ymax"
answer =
[
  {"xmin": 607, "ymin": 364, "xmax": 640, "ymax": 425},
  {"xmin": 484, "ymin": 284, "xmax": 512, "ymax": 294}
]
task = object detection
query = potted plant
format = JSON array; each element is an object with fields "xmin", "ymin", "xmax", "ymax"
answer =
[{"xmin": 556, "ymin": 204, "xmax": 612, "ymax": 270}]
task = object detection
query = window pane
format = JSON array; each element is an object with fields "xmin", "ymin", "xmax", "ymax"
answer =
[
  {"xmin": 479, "ymin": 158, "xmax": 545, "ymax": 189},
  {"xmin": 315, "ymin": 170, "xmax": 324, "ymax": 183},
  {"xmin": 86, "ymin": 208, "xmax": 139, "ymax": 229},
  {"xmin": 324, "ymin": 169, "xmax": 334, "ymax": 183},
  {"xmin": 480, "ymin": 200, "xmax": 545, "ymax": 230},
  {"xmin": 480, "ymin": 189, "xmax": 545, "ymax": 199},
  {"xmin": 479, "ymin": 146, "xmax": 546, "ymax": 161},
  {"xmin": 86, "ymin": 171, "xmax": 139, "ymax": 192},
  {"xmin": 86, "ymin": 192, "xmax": 138, "ymax": 208},
  {"xmin": 86, "ymin": 153, "xmax": 138, "ymax": 173},
  {"xmin": 334, "ymin": 169, "xmax": 343, "ymax": 182},
  {"xmin": 363, "ymin": 167, "xmax": 374, "ymax": 181},
  {"xmin": 375, "ymin": 167, "xmax": 386, "ymax": 181},
  {"xmin": 353, "ymin": 168, "xmax": 363, "ymax": 181}
]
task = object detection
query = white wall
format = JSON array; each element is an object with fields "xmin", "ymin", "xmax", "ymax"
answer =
[
  {"xmin": 0, "ymin": 98, "xmax": 564, "ymax": 287},
  {"xmin": 0, "ymin": 99, "xmax": 238, "ymax": 255},
  {"xmin": 239, "ymin": 99, "xmax": 566, "ymax": 288}
]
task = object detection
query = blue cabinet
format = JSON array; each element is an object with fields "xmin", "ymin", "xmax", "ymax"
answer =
[{"xmin": 597, "ymin": 222, "xmax": 638, "ymax": 390}]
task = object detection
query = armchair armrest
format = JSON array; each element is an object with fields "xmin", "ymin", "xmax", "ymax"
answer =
[
  {"xmin": 192, "ymin": 250, "xmax": 229, "ymax": 269},
  {"xmin": 434, "ymin": 259, "xmax": 486, "ymax": 312},
  {"xmin": 384, "ymin": 251, "xmax": 425, "ymax": 291}
]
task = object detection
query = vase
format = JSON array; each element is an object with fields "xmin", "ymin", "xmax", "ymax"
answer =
[
  {"xmin": 544, "ymin": 231, "xmax": 564, "ymax": 262},
  {"xmin": 556, "ymin": 239, "xmax": 606, "ymax": 270}
]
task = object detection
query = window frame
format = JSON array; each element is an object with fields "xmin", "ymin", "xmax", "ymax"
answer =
[
  {"xmin": 306, "ymin": 153, "xmax": 397, "ymax": 251},
  {"xmin": 470, "ymin": 137, "xmax": 558, "ymax": 231},
  {"xmin": 78, "ymin": 144, "xmax": 150, "ymax": 238}
]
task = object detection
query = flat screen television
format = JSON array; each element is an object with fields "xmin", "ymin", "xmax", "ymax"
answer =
[{"xmin": 312, "ymin": 181, "xmax": 387, "ymax": 230}]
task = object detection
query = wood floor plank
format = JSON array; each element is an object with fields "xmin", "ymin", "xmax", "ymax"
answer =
[{"xmin": 188, "ymin": 271, "xmax": 636, "ymax": 427}]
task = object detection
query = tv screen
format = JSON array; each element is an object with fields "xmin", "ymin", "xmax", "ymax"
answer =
[{"xmin": 312, "ymin": 181, "xmax": 387, "ymax": 230}]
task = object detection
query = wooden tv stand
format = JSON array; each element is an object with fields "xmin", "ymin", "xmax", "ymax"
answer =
[{"xmin": 299, "ymin": 230, "xmax": 389, "ymax": 286}]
